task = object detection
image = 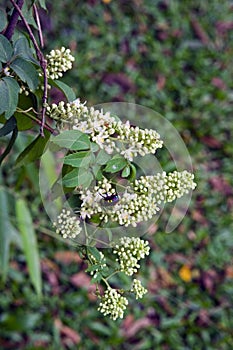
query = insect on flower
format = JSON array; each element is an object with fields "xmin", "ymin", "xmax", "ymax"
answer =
[{"xmin": 99, "ymin": 192, "xmax": 120, "ymax": 206}]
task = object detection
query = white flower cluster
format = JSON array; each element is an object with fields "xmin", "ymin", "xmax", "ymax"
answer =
[
  {"xmin": 131, "ymin": 279, "xmax": 148, "ymax": 299},
  {"xmin": 46, "ymin": 99, "xmax": 163, "ymax": 160},
  {"xmin": 134, "ymin": 170, "xmax": 197, "ymax": 203},
  {"xmin": 89, "ymin": 252, "xmax": 107, "ymax": 279},
  {"xmin": 46, "ymin": 47, "xmax": 75, "ymax": 80},
  {"xmin": 79, "ymin": 171, "xmax": 196, "ymax": 227},
  {"xmin": 53, "ymin": 209, "xmax": 81, "ymax": 239},
  {"xmin": 113, "ymin": 237, "xmax": 150, "ymax": 276},
  {"xmin": 98, "ymin": 288, "xmax": 128, "ymax": 320}
]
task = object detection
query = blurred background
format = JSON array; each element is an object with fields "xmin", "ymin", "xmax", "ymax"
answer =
[{"xmin": 1, "ymin": 0, "xmax": 233, "ymax": 349}]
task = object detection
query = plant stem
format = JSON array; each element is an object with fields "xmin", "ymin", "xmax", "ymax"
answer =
[
  {"xmin": 4, "ymin": 0, "xmax": 24, "ymax": 40},
  {"xmin": 16, "ymin": 107, "xmax": 56, "ymax": 134},
  {"xmin": 10, "ymin": 0, "xmax": 48, "ymax": 137}
]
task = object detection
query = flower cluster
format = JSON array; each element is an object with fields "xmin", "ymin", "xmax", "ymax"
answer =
[
  {"xmin": 79, "ymin": 171, "xmax": 196, "ymax": 227},
  {"xmin": 46, "ymin": 99, "xmax": 163, "ymax": 161},
  {"xmin": 97, "ymin": 288, "xmax": 128, "ymax": 320},
  {"xmin": 46, "ymin": 47, "xmax": 75, "ymax": 80},
  {"xmin": 89, "ymin": 251, "xmax": 107, "ymax": 279},
  {"xmin": 53, "ymin": 209, "xmax": 81, "ymax": 239},
  {"xmin": 131, "ymin": 279, "xmax": 148, "ymax": 299},
  {"xmin": 113, "ymin": 237, "xmax": 150, "ymax": 276}
]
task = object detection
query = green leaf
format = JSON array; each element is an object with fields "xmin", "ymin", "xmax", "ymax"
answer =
[
  {"xmin": 14, "ymin": 93, "xmax": 37, "ymax": 130},
  {"xmin": 0, "ymin": 115, "xmax": 17, "ymax": 137},
  {"xmin": 96, "ymin": 149, "xmax": 111, "ymax": 165},
  {"xmin": 21, "ymin": 2, "xmax": 38, "ymax": 28},
  {"xmin": 51, "ymin": 130, "xmax": 90, "ymax": 151},
  {"xmin": 51, "ymin": 80, "xmax": 76, "ymax": 102},
  {"xmin": 121, "ymin": 165, "xmax": 131, "ymax": 178},
  {"xmin": 16, "ymin": 198, "xmax": 42, "ymax": 296},
  {"xmin": 104, "ymin": 155, "xmax": 127, "ymax": 173},
  {"xmin": 0, "ymin": 9, "xmax": 7, "ymax": 32},
  {"xmin": 129, "ymin": 163, "xmax": 137, "ymax": 181},
  {"xmin": 0, "ymin": 34, "xmax": 13, "ymax": 62},
  {"xmin": 87, "ymin": 247, "xmax": 101, "ymax": 261},
  {"xmin": 13, "ymin": 37, "xmax": 38, "ymax": 64},
  {"xmin": 0, "ymin": 116, "xmax": 18, "ymax": 165},
  {"xmin": 90, "ymin": 142, "xmax": 99, "ymax": 152},
  {"xmin": 15, "ymin": 130, "xmax": 50, "ymax": 167},
  {"xmin": 64, "ymin": 151, "xmax": 92, "ymax": 167},
  {"xmin": 38, "ymin": 0, "xmax": 47, "ymax": 10},
  {"xmin": 0, "ymin": 77, "xmax": 20, "ymax": 118},
  {"xmin": 10, "ymin": 57, "xmax": 39, "ymax": 91},
  {"xmin": 63, "ymin": 168, "xmax": 93, "ymax": 188},
  {"xmin": 0, "ymin": 187, "xmax": 21, "ymax": 281}
]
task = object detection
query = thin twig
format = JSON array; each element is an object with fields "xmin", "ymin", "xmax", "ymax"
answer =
[
  {"xmin": 3, "ymin": 0, "xmax": 24, "ymax": 40},
  {"xmin": 10, "ymin": 0, "xmax": 48, "ymax": 137},
  {"xmin": 33, "ymin": 4, "xmax": 44, "ymax": 48}
]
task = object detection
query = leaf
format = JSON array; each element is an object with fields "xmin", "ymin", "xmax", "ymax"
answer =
[
  {"xmin": 0, "ymin": 116, "xmax": 18, "ymax": 166},
  {"xmin": 96, "ymin": 149, "xmax": 111, "ymax": 165},
  {"xmin": 64, "ymin": 151, "xmax": 92, "ymax": 167},
  {"xmin": 21, "ymin": 2, "xmax": 38, "ymax": 29},
  {"xmin": 0, "ymin": 9, "xmax": 7, "ymax": 32},
  {"xmin": 15, "ymin": 130, "xmax": 50, "ymax": 167},
  {"xmin": 0, "ymin": 187, "xmax": 21, "ymax": 281},
  {"xmin": 14, "ymin": 93, "xmax": 37, "ymax": 130},
  {"xmin": 16, "ymin": 198, "xmax": 42, "ymax": 296},
  {"xmin": 10, "ymin": 57, "xmax": 39, "ymax": 91},
  {"xmin": 51, "ymin": 80, "xmax": 76, "ymax": 102},
  {"xmin": 121, "ymin": 165, "xmax": 131, "ymax": 178},
  {"xmin": 0, "ymin": 77, "xmax": 20, "ymax": 118},
  {"xmin": 38, "ymin": 0, "xmax": 47, "ymax": 10},
  {"xmin": 51, "ymin": 130, "xmax": 90, "ymax": 151},
  {"xmin": 0, "ymin": 34, "xmax": 13, "ymax": 62},
  {"xmin": 62, "ymin": 168, "xmax": 93, "ymax": 188},
  {"xmin": 87, "ymin": 247, "xmax": 101, "ymax": 261},
  {"xmin": 0, "ymin": 115, "xmax": 17, "ymax": 137},
  {"xmin": 129, "ymin": 163, "xmax": 137, "ymax": 181},
  {"xmin": 13, "ymin": 37, "xmax": 38, "ymax": 65},
  {"xmin": 104, "ymin": 155, "xmax": 127, "ymax": 173}
]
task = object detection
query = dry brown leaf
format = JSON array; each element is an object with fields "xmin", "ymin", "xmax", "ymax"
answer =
[
  {"xmin": 122, "ymin": 317, "xmax": 152, "ymax": 338},
  {"xmin": 54, "ymin": 251, "xmax": 82, "ymax": 265},
  {"xmin": 54, "ymin": 318, "xmax": 81, "ymax": 345}
]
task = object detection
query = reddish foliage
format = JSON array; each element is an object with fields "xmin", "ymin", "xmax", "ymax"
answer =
[
  {"xmin": 54, "ymin": 318, "xmax": 81, "ymax": 345},
  {"xmin": 122, "ymin": 316, "xmax": 153, "ymax": 338},
  {"xmin": 41, "ymin": 258, "xmax": 60, "ymax": 295},
  {"xmin": 216, "ymin": 21, "xmax": 233, "ymax": 34},
  {"xmin": 70, "ymin": 272, "xmax": 103, "ymax": 301},
  {"xmin": 201, "ymin": 135, "xmax": 222, "ymax": 149},
  {"xmin": 211, "ymin": 77, "xmax": 227, "ymax": 90},
  {"xmin": 54, "ymin": 250, "xmax": 82, "ymax": 265},
  {"xmin": 209, "ymin": 176, "xmax": 233, "ymax": 196},
  {"xmin": 102, "ymin": 72, "xmax": 136, "ymax": 93}
]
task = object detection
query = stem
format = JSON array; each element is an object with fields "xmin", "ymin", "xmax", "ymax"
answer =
[
  {"xmin": 105, "ymin": 270, "xmax": 120, "ymax": 281},
  {"xmin": 10, "ymin": 0, "xmax": 48, "ymax": 137},
  {"xmin": 3, "ymin": 0, "xmax": 24, "ymax": 40},
  {"xmin": 33, "ymin": 4, "xmax": 44, "ymax": 48},
  {"xmin": 16, "ymin": 107, "xmax": 56, "ymax": 134}
]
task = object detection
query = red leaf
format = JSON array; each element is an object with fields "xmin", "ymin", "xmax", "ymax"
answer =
[
  {"xmin": 54, "ymin": 251, "xmax": 82, "ymax": 265},
  {"xmin": 70, "ymin": 272, "xmax": 103, "ymax": 301},
  {"xmin": 211, "ymin": 77, "xmax": 227, "ymax": 90},
  {"xmin": 209, "ymin": 176, "xmax": 233, "ymax": 196},
  {"xmin": 201, "ymin": 135, "xmax": 222, "ymax": 149},
  {"xmin": 55, "ymin": 319, "xmax": 81, "ymax": 345},
  {"xmin": 122, "ymin": 317, "xmax": 152, "ymax": 338}
]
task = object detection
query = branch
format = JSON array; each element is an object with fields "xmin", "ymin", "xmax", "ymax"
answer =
[
  {"xmin": 10, "ymin": 0, "xmax": 48, "ymax": 137},
  {"xmin": 33, "ymin": 4, "xmax": 44, "ymax": 48},
  {"xmin": 4, "ymin": 0, "xmax": 24, "ymax": 40}
]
